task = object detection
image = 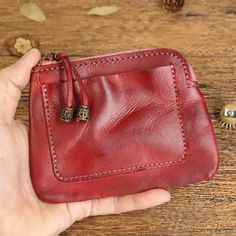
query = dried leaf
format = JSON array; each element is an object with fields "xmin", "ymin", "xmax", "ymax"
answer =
[
  {"xmin": 20, "ymin": 2, "xmax": 46, "ymax": 22},
  {"xmin": 5, "ymin": 34, "xmax": 39, "ymax": 57},
  {"xmin": 87, "ymin": 6, "xmax": 120, "ymax": 16}
]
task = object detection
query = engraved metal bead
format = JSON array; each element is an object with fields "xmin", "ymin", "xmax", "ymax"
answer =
[
  {"xmin": 219, "ymin": 103, "xmax": 236, "ymax": 130},
  {"xmin": 76, "ymin": 105, "xmax": 89, "ymax": 121},
  {"xmin": 60, "ymin": 106, "xmax": 74, "ymax": 122}
]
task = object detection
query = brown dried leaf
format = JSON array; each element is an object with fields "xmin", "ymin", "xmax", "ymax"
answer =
[
  {"xmin": 20, "ymin": 2, "xmax": 46, "ymax": 22},
  {"xmin": 87, "ymin": 6, "xmax": 120, "ymax": 16},
  {"xmin": 5, "ymin": 34, "xmax": 39, "ymax": 57}
]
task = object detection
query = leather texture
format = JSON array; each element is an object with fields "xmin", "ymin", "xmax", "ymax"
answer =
[{"xmin": 29, "ymin": 48, "xmax": 220, "ymax": 203}]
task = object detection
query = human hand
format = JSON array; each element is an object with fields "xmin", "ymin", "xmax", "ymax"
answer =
[{"xmin": 0, "ymin": 49, "xmax": 171, "ymax": 236}]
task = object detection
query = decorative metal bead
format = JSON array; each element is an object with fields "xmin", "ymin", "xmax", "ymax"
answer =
[
  {"xmin": 60, "ymin": 106, "xmax": 74, "ymax": 122},
  {"xmin": 163, "ymin": 0, "xmax": 185, "ymax": 13},
  {"xmin": 219, "ymin": 103, "xmax": 236, "ymax": 130},
  {"xmin": 76, "ymin": 105, "xmax": 89, "ymax": 121}
]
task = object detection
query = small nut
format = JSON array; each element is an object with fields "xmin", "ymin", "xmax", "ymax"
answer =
[
  {"xmin": 163, "ymin": 0, "xmax": 185, "ymax": 13},
  {"xmin": 5, "ymin": 34, "xmax": 39, "ymax": 57}
]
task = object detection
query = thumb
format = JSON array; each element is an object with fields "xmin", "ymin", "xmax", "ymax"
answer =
[
  {"xmin": 3, "ymin": 48, "xmax": 41, "ymax": 90},
  {"xmin": 0, "ymin": 49, "xmax": 41, "ymax": 124}
]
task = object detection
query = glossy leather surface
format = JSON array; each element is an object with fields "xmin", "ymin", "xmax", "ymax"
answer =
[{"xmin": 29, "ymin": 48, "xmax": 220, "ymax": 203}]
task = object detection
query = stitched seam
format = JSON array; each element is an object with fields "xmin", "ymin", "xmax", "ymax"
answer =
[
  {"xmin": 35, "ymin": 51, "xmax": 194, "ymax": 88},
  {"xmin": 41, "ymin": 64, "xmax": 187, "ymax": 182}
]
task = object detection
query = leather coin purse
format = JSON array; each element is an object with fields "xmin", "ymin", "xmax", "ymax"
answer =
[{"xmin": 29, "ymin": 48, "xmax": 220, "ymax": 203}]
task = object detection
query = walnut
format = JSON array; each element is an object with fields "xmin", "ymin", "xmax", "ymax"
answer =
[{"xmin": 5, "ymin": 34, "xmax": 39, "ymax": 57}]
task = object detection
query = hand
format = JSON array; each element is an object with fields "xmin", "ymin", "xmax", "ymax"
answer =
[{"xmin": 0, "ymin": 49, "xmax": 171, "ymax": 236}]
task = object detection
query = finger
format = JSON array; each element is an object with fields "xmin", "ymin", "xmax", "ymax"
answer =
[
  {"xmin": 1, "ymin": 48, "xmax": 41, "ymax": 90},
  {"xmin": 0, "ymin": 49, "xmax": 41, "ymax": 123},
  {"xmin": 67, "ymin": 189, "xmax": 170, "ymax": 222},
  {"xmin": 90, "ymin": 189, "xmax": 171, "ymax": 216},
  {"xmin": 16, "ymin": 119, "xmax": 29, "ymax": 129}
]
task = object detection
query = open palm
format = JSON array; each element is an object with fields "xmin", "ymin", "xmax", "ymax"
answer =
[{"xmin": 0, "ymin": 49, "xmax": 170, "ymax": 236}]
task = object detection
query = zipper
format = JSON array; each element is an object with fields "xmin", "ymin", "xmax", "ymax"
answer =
[{"xmin": 38, "ymin": 52, "xmax": 90, "ymax": 122}]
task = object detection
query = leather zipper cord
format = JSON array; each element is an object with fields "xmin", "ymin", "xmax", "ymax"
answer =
[
  {"xmin": 56, "ymin": 53, "xmax": 74, "ymax": 109},
  {"xmin": 47, "ymin": 52, "xmax": 89, "ymax": 122},
  {"xmin": 71, "ymin": 64, "xmax": 89, "ymax": 106}
]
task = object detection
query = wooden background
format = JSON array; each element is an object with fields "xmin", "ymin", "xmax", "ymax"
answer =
[{"xmin": 0, "ymin": 0, "xmax": 236, "ymax": 235}]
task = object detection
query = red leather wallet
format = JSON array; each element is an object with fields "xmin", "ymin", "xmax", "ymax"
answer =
[{"xmin": 29, "ymin": 48, "xmax": 220, "ymax": 203}]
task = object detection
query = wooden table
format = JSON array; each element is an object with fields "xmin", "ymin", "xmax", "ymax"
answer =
[{"xmin": 0, "ymin": 0, "xmax": 236, "ymax": 235}]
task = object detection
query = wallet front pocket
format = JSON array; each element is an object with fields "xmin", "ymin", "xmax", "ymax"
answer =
[{"xmin": 40, "ymin": 64, "xmax": 187, "ymax": 182}]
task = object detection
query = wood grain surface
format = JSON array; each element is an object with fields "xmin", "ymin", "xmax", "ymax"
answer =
[{"xmin": 0, "ymin": 0, "xmax": 236, "ymax": 235}]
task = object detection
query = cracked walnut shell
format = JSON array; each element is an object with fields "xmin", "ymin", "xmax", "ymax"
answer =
[{"xmin": 5, "ymin": 35, "xmax": 39, "ymax": 57}]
